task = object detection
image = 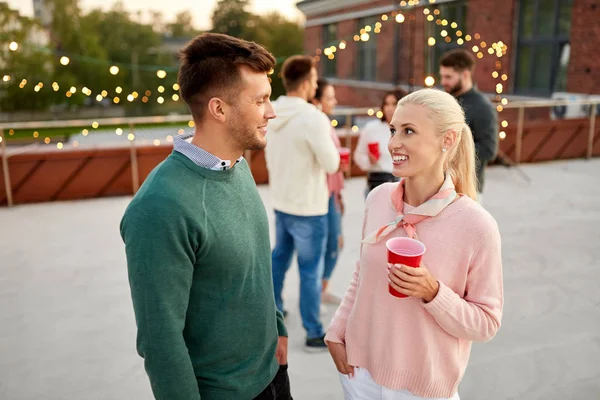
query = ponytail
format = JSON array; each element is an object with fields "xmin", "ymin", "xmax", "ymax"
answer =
[
  {"xmin": 397, "ymin": 89, "xmax": 478, "ymax": 201},
  {"xmin": 447, "ymin": 123, "xmax": 478, "ymax": 200}
]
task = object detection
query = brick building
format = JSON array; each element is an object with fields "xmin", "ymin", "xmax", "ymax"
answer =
[{"xmin": 297, "ymin": 0, "xmax": 600, "ymax": 108}]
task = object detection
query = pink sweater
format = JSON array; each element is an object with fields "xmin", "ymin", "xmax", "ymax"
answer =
[{"xmin": 325, "ymin": 182, "xmax": 503, "ymax": 398}]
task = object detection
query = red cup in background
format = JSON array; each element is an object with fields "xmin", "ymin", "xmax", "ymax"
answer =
[
  {"xmin": 339, "ymin": 147, "xmax": 351, "ymax": 167},
  {"xmin": 386, "ymin": 237, "xmax": 426, "ymax": 298},
  {"xmin": 368, "ymin": 142, "xmax": 380, "ymax": 160}
]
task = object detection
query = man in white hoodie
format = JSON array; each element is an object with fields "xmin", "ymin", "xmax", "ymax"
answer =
[{"xmin": 265, "ymin": 55, "xmax": 340, "ymax": 351}]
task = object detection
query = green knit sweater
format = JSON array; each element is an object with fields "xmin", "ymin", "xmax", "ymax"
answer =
[{"xmin": 120, "ymin": 151, "xmax": 287, "ymax": 400}]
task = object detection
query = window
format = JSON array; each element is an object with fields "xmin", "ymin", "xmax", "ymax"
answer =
[
  {"xmin": 322, "ymin": 23, "xmax": 337, "ymax": 77},
  {"xmin": 515, "ymin": 0, "xmax": 572, "ymax": 95},
  {"xmin": 356, "ymin": 16, "xmax": 378, "ymax": 81},
  {"xmin": 426, "ymin": 1, "xmax": 468, "ymax": 76}
]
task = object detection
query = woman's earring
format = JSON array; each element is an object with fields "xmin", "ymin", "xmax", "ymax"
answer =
[{"xmin": 442, "ymin": 147, "xmax": 447, "ymax": 152}]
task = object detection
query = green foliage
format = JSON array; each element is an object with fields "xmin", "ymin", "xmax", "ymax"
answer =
[
  {"xmin": 0, "ymin": 0, "xmax": 304, "ymax": 113},
  {"xmin": 211, "ymin": 1, "xmax": 304, "ymax": 99}
]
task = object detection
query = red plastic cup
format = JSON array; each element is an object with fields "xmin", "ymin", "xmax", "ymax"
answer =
[
  {"xmin": 368, "ymin": 142, "xmax": 380, "ymax": 160},
  {"xmin": 386, "ymin": 237, "xmax": 426, "ymax": 298},
  {"xmin": 339, "ymin": 147, "xmax": 351, "ymax": 166}
]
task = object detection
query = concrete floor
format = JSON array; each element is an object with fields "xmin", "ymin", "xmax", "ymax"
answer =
[{"xmin": 1, "ymin": 159, "xmax": 599, "ymax": 400}]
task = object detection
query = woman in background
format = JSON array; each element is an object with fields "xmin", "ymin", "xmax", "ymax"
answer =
[
  {"xmin": 311, "ymin": 78, "xmax": 346, "ymax": 306},
  {"xmin": 354, "ymin": 91, "xmax": 406, "ymax": 194}
]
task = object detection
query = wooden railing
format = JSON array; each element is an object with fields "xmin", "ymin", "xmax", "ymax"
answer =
[{"xmin": 1, "ymin": 98, "xmax": 599, "ymax": 207}]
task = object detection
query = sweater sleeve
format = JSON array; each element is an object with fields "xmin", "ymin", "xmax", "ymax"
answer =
[
  {"xmin": 275, "ymin": 309, "xmax": 288, "ymax": 337},
  {"xmin": 120, "ymin": 200, "xmax": 201, "ymax": 400},
  {"xmin": 353, "ymin": 124, "xmax": 371, "ymax": 172},
  {"xmin": 422, "ymin": 227, "xmax": 503, "ymax": 343},
  {"xmin": 325, "ymin": 206, "xmax": 369, "ymax": 344},
  {"xmin": 306, "ymin": 111, "xmax": 340, "ymax": 174}
]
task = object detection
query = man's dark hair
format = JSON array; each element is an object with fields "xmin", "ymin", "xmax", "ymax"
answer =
[
  {"xmin": 314, "ymin": 77, "xmax": 331, "ymax": 101},
  {"xmin": 178, "ymin": 33, "xmax": 276, "ymax": 121},
  {"xmin": 281, "ymin": 55, "xmax": 315, "ymax": 92},
  {"xmin": 439, "ymin": 48, "xmax": 476, "ymax": 73}
]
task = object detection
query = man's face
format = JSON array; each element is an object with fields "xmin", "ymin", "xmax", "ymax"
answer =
[
  {"xmin": 226, "ymin": 66, "xmax": 276, "ymax": 151},
  {"xmin": 440, "ymin": 66, "xmax": 464, "ymax": 96}
]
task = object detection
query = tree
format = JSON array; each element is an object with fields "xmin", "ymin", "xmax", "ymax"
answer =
[
  {"xmin": 242, "ymin": 12, "xmax": 304, "ymax": 99},
  {"xmin": 211, "ymin": 0, "xmax": 251, "ymax": 38},
  {"xmin": 167, "ymin": 11, "xmax": 199, "ymax": 38},
  {"xmin": 0, "ymin": 3, "xmax": 58, "ymax": 111}
]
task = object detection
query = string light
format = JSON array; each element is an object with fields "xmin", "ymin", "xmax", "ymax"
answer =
[
  {"xmin": 127, "ymin": 133, "xmax": 135, "ymax": 141},
  {"xmin": 9, "ymin": 42, "xmax": 18, "ymax": 51},
  {"xmin": 166, "ymin": 135, "xmax": 174, "ymax": 143},
  {"xmin": 109, "ymin": 66, "xmax": 119, "ymax": 75},
  {"xmin": 178, "ymin": 129, "xmax": 185, "ymax": 134},
  {"xmin": 367, "ymin": 109, "xmax": 375, "ymax": 116},
  {"xmin": 3, "ymin": 75, "xmax": 11, "ymax": 82},
  {"xmin": 339, "ymin": 41, "xmax": 347, "ymax": 50},
  {"xmin": 361, "ymin": 33, "xmax": 370, "ymax": 41},
  {"xmin": 172, "ymin": 94, "xmax": 179, "ymax": 101},
  {"xmin": 352, "ymin": 126, "xmax": 359, "ymax": 132},
  {"xmin": 331, "ymin": 120, "xmax": 338, "ymax": 127},
  {"xmin": 381, "ymin": 14, "xmax": 389, "ymax": 21},
  {"xmin": 499, "ymin": 131, "xmax": 506, "ymax": 139},
  {"xmin": 56, "ymin": 142, "xmax": 63, "ymax": 149},
  {"xmin": 44, "ymin": 137, "xmax": 51, "ymax": 144},
  {"xmin": 396, "ymin": 14, "xmax": 405, "ymax": 23},
  {"xmin": 113, "ymin": 97, "xmax": 120, "ymax": 104},
  {"xmin": 376, "ymin": 111, "xmax": 384, "ymax": 119},
  {"xmin": 96, "ymin": 94, "xmax": 103, "ymax": 102},
  {"xmin": 157, "ymin": 96, "xmax": 164, "ymax": 104},
  {"xmin": 82, "ymin": 129, "xmax": 89, "ymax": 136},
  {"xmin": 188, "ymin": 121, "xmax": 195, "ymax": 128},
  {"xmin": 501, "ymin": 121, "xmax": 509, "ymax": 128},
  {"xmin": 172, "ymin": 83, "xmax": 180, "ymax": 91},
  {"xmin": 116, "ymin": 128, "xmax": 123, "ymax": 135},
  {"xmin": 425, "ymin": 76, "xmax": 435, "ymax": 87},
  {"xmin": 153, "ymin": 139, "xmax": 161, "ymax": 146},
  {"xmin": 127, "ymin": 94, "xmax": 134, "ymax": 102},
  {"xmin": 60, "ymin": 56, "xmax": 70, "ymax": 66},
  {"xmin": 428, "ymin": 37, "xmax": 436, "ymax": 46},
  {"xmin": 92, "ymin": 122, "xmax": 99, "ymax": 129},
  {"xmin": 115, "ymin": 86, "xmax": 123, "ymax": 94},
  {"xmin": 156, "ymin": 70, "xmax": 167, "ymax": 79}
]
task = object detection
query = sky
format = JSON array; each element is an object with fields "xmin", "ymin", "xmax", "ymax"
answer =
[{"xmin": 6, "ymin": 0, "xmax": 304, "ymax": 30}]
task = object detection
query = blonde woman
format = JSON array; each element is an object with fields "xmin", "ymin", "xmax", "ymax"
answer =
[{"xmin": 325, "ymin": 89, "xmax": 503, "ymax": 400}]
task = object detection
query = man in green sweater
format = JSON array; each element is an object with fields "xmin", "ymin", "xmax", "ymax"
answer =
[{"xmin": 120, "ymin": 33, "xmax": 290, "ymax": 400}]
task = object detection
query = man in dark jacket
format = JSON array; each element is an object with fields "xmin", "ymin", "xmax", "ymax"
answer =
[{"xmin": 440, "ymin": 48, "xmax": 498, "ymax": 201}]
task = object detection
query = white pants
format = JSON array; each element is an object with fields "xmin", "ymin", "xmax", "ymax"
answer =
[{"xmin": 339, "ymin": 367, "xmax": 460, "ymax": 400}]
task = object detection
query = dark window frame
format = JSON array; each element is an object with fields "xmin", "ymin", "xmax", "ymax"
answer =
[
  {"xmin": 515, "ymin": 0, "xmax": 573, "ymax": 96},
  {"xmin": 356, "ymin": 16, "xmax": 378, "ymax": 81},
  {"xmin": 322, "ymin": 23, "xmax": 338, "ymax": 77}
]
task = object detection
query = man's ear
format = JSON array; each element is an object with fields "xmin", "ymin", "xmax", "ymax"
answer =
[{"xmin": 207, "ymin": 97, "xmax": 227, "ymax": 123}]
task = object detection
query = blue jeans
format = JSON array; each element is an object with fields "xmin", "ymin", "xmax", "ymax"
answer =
[
  {"xmin": 323, "ymin": 194, "xmax": 342, "ymax": 281},
  {"xmin": 272, "ymin": 210, "xmax": 327, "ymax": 339}
]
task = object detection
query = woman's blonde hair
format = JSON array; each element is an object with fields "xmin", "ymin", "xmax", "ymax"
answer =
[{"xmin": 397, "ymin": 88, "xmax": 478, "ymax": 200}]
